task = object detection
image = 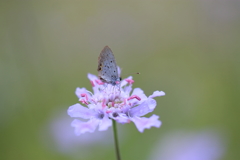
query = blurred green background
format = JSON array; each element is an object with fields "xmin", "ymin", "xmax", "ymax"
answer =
[{"xmin": 1, "ymin": 1, "xmax": 240, "ymax": 160}]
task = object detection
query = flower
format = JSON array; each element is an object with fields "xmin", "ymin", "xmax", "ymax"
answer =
[
  {"xmin": 149, "ymin": 130, "xmax": 225, "ymax": 160},
  {"xmin": 46, "ymin": 110, "xmax": 112, "ymax": 154},
  {"xmin": 67, "ymin": 68, "xmax": 165, "ymax": 135}
]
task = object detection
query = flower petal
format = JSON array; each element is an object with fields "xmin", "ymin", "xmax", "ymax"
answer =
[
  {"xmin": 87, "ymin": 104, "xmax": 98, "ymax": 110},
  {"xmin": 75, "ymin": 87, "xmax": 91, "ymax": 99},
  {"xmin": 149, "ymin": 91, "xmax": 165, "ymax": 98},
  {"xmin": 122, "ymin": 85, "xmax": 132, "ymax": 96},
  {"xmin": 129, "ymin": 99, "xmax": 157, "ymax": 117},
  {"xmin": 68, "ymin": 103, "xmax": 96, "ymax": 119},
  {"xmin": 111, "ymin": 112, "xmax": 129, "ymax": 124},
  {"xmin": 98, "ymin": 115, "xmax": 112, "ymax": 131},
  {"xmin": 121, "ymin": 76, "xmax": 133, "ymax": 87},
  {"xmin": 115, "ymin": 117, "xmax": 129, "ymax": 124},
  {"xmin": 117, "ymin": 66, "xmax": 121, "ymax": 77},
  {"xmin": 131, "ymin": 88, "xmax": 148, "ymax": 101},
  {"xmin": 87, "ymin": 73, "xmax": 98, "ymax": 81},
  {"xmin": 131, "ymin": 115, "xmax": 161, "ymax": 133},
  {"xmin": 71, "ymin": 119, "xmax": 99, "ymax": 135},
  {"xmin": 87, "ymin": 73, "xmax": 104, "ymax": 94}
]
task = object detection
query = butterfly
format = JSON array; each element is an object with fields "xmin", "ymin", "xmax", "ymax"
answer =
[{"xmin": 97, "ymin": 46, "xmax": 120, "ymax": 86}]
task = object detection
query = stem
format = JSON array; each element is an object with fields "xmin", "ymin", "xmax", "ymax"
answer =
[{"xmin": 112, "ymin": 119, "xmax": 121, "ymax": 160}]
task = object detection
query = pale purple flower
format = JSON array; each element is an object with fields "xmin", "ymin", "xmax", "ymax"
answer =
[
  {"xmin": 67, "ymin": 68, "xmax": 165, "ymax": 135},
  {"xmin": 149, "ymin": 130, "xmax": 225, "ymax": 160}
]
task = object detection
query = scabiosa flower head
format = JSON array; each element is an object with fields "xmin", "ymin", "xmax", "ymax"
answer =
[{"xmin": 67, "ymin": 68, "xmax": 165, "ymax": 135}]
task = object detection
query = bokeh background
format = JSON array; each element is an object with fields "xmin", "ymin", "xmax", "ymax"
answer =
[{"xmin": 1, "ymin": 1, "xmax": 240, "ymax": 160}]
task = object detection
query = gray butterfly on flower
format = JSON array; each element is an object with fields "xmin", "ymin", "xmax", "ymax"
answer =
[{"xmin": 67, "ymin": 46, "xmax": 165, "ymax": 135}]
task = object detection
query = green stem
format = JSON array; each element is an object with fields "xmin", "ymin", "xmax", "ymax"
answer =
[{"xmin": 112, "ymin": 119, "xmax": 121, "ymax": 160}]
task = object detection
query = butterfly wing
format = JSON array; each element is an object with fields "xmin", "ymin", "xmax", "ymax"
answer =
[{"xmin": 98, "ymin": 46, "xmax": 119, "ymax": 85}]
